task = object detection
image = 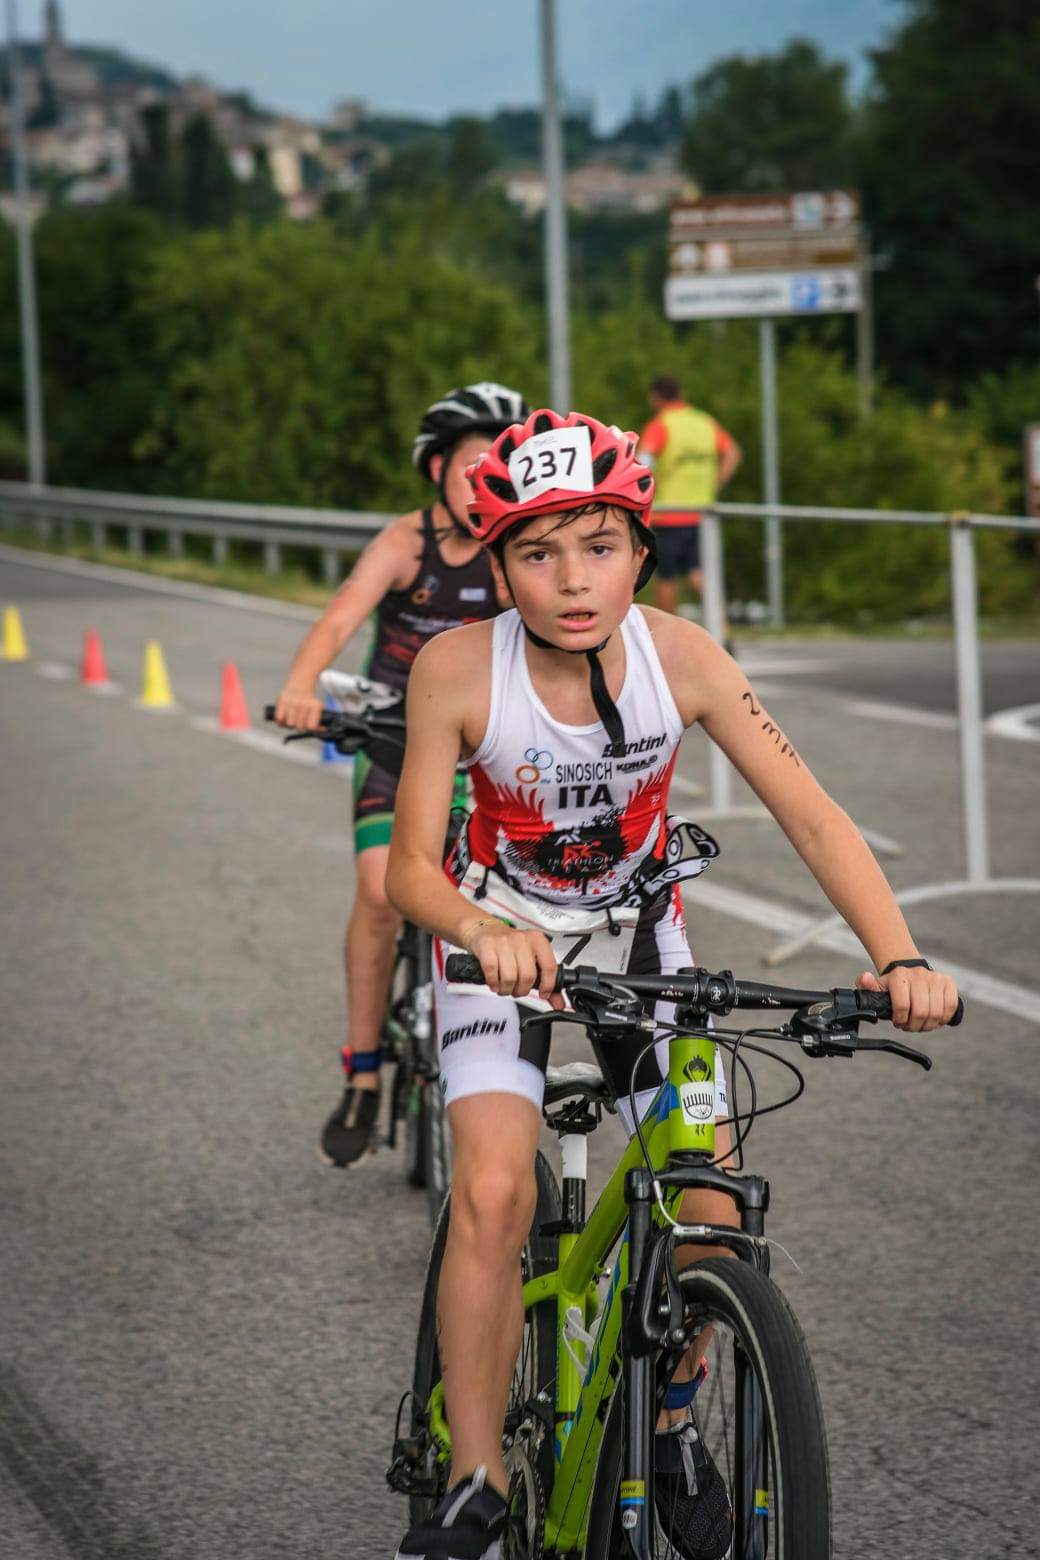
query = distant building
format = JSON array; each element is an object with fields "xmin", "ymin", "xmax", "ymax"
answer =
[
  {"xmin": 43, "ymin": 0, "xmax": 99, "ymax": 103},
  {"xmin": 502, "ymin": 160, "xmax": 691, "ymax": 217}
]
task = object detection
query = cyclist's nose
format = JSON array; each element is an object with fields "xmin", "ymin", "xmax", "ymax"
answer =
[{"xmin": 557, "ymin": 552, "xmax": 589, "ymax": 595}]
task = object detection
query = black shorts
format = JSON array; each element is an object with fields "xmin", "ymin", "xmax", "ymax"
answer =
[{"xmin": 653, "ymin": 524, "xmax": 701, "ymax": 581}]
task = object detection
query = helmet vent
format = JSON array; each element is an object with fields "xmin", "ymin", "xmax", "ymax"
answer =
[
  {"xmin": 498, "ymin": 434, "xmax": 517, "ymax": 462},
  {"xmin": 485, "ymin": 475, "xmax": 519, "ymax": 503},
  {"xmin": 592, "ymin": 448, "xmax": 618, "ymax": 482},
  {"xmin": 533, "ymin": 413, "xmax": 553, "ymax": 435},
  {"xmin": 637, "ymin": 474, "xmax": 653, "ymax": 492}
]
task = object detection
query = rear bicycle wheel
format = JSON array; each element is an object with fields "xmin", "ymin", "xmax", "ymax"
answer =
[
  {"xmin": 584, "ymin": 1257, "xmax": 831, "ymax": 1560},
  {"xmin": 422, "ymin": 1075, "xmax": 452, "ymax": 1227},
  {"xmin": 405, "ymin": 1151, "xmax": 561, "ymax": 1549}
]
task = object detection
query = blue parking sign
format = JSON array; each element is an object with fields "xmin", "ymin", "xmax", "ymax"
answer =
[{"xmin": 791, "ymin": 275, "xmax": 822, "ymax": 310}]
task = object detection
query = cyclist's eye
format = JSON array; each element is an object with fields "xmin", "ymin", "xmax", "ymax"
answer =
[
  {"xmin": 590, "ymin": 543, "xmax": 614, "ymax": 556},
  {"xmin": 522, "ymin": 550, "xmax": 550, "ymax": 564}
]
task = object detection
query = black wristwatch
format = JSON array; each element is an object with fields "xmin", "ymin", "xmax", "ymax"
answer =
[{"xmin": 880, "ymin": 958, "xmax": 933, "ymax": 976}]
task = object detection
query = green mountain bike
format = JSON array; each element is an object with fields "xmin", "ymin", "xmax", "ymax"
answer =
[{"xmin": 388, "ymin": 956, "xmax": 963, "ymax": 1558}]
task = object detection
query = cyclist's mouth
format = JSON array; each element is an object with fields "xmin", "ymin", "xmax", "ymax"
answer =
[{"xmin": 557, "ymin": 610, "xmax": 598, "ymax": 632}]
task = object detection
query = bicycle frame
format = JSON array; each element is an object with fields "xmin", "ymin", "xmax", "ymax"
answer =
[{"xmin": 422, "ymin": 1024, "xmax": 770, "ymax": 1556}]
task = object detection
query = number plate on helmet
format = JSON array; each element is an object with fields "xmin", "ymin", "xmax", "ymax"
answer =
[{"xmin": 507, "ymin": 424, "xmax": 594, "ymax": 504}]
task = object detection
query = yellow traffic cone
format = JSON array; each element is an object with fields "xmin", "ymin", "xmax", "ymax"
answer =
[
  {"xmin": 1, "ymin": 606, "xmax": 28, "ymax": 661},
  {"xmin": 139, "ymin": 640, "xmax": 174, "ymax": 709}
]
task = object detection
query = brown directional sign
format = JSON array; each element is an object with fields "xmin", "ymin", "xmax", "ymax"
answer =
[
  {"xmin": 665, "ymin": 190, "xmax": 863, "ymax": 320},
  {"xmin": 669, "ymin": 190, "xmax": 860, "ymax": 237},
  {"xmin": 668, "ymin": 232, "xmax": 862, "ymax": 276}
]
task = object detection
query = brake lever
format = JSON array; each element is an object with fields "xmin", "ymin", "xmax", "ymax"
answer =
[{"xmin": 856, "ymin": 1035, "xmax": 932, "ymax": 1071}]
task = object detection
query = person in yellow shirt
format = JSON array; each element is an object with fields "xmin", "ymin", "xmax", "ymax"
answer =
[{"xmin": 638, "ymin": 374, "xmax": 742, "ymax": 615}]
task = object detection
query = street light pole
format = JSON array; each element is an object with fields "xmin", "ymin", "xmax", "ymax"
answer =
[
  {"xmin": 5, "ymin": 0, "xmax": 46, "ymax": 485},
  {"xmin": 539, "ymin": 0, "xmax": 571, "ymax": 411}
]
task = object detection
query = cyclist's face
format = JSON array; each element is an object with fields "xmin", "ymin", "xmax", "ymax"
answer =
[
  {"xmin": 495, "ymin": 507, "xmax": 645, "ymax": 648},
  {"xmin": 434, "ymin": 434, "xmax": 494, "ymax": 519}
]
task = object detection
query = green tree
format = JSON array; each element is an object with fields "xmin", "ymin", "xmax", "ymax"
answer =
[
  {"xmin": 859, "ymin": 0, "xmax": 1040, "ymax": 393},
  {"xmin": 445, "ymin": 116, "xmax": 501, "ymax": 191},
  {"xmin": 130, "ymin": 101, "xmax": 178, "ymax": 218},
  {"xmin": 681, "ymin": 40, "xmax": 855, "ymax": 192},
  {"xmin": 0, "ymin": 204, "xmax": 166, "ymax": 488},
  {"xmin": 237, "ymin": 143, "xmax": 283, "ymax": 224},
  {"xmin": 133, "ymin": 220, "xmax": 544, "ymax": 507},
  {"xmin": 180, "ymin": 112, "xmax": 238, "ymax": 228}
]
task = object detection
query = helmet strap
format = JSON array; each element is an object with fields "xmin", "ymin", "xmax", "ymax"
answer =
[{"xmin": 522, "ymin": 621, "xmax": 627, "ymax": 756}]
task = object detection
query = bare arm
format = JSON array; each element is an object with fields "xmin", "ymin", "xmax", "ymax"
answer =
[
  {"xmin": 274, "ymin": 520, "xmax": 417, "ymax": 729},
  {"xmin": 386, "ymin": 633, "xmax": 558, "ymax": 1001},
  {"xmin": 657, "ymin": 615, "xmax": 958, "ymax": 1031},
  {"xmin": 716, "ymin": 439, "xmax": 742, "ymax": 490}
]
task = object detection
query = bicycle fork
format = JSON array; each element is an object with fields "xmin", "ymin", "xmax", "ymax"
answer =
[{"xmin": 620, "ymin": 1166, "xmax": 659, "ymax": 1560}]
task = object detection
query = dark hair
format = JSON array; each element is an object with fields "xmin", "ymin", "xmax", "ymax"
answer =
[
  {"xmin": 490, "ymin": 505, "xmax": 644, "ymax": 567},
  {"xmin": 651, "ymin": 374, "xmax": 682, "ymax": 401}
]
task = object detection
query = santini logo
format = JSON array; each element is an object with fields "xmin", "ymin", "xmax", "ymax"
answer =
[
  {"xmin": 441, "ymin": 1017, "xmax": 507, "ymax": 1048},
  {"xmin": 601, "ymin": 732, "xmax": 667, "ymax": 759}
]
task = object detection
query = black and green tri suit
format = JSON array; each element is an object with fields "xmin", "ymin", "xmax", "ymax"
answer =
[{"xmin": 352, "ymin": 508, "xmax": 499, "ymax": 853}]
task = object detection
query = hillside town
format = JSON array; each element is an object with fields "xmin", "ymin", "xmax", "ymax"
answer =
[{"xmin": 0, "ymin": 1, "xmax": 689, "ymax": 220}]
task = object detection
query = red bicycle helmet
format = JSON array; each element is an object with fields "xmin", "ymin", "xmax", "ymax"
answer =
[{"xmin": 465, "ymin": 409, "xmax": 655, "ymax": 546}]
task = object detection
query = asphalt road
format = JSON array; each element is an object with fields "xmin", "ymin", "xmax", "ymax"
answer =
[{"xmin": 1, "ymin": 547, "xmax": 1038, "ymax": 1559}]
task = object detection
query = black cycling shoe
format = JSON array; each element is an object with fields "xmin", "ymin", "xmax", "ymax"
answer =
[
  {"xmin": 395, "ymin": 1465, "xmax": 508, "ymax": 1560},
  {"xmin": 654, "ymin": 1421, "xmax": 733, "ymax": 1560},
  {"xmin": 319, "ymin": 1082, "xmax": 381, "ymax": 1167}
]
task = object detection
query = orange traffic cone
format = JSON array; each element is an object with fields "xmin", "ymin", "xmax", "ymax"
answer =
[
  {"xmin": 220, "ymin": 661, "xmax": 250, "ymax": 731},
  {"xmin": 80, "ymin": 629, "xmax": 109, "ymax": 686}
]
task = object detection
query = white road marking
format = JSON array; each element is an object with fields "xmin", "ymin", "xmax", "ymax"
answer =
[
  {"xmin": 685, "ymin": 879, "xmax": 1040, "ymax": 1026},
  {"xmin": 849, "ymin": 696, "xmax": 1040, "ymax": 745},
  {"xmin": 847, "ymin": 699, "xmax": 958, "ymax": 731},
  {"xmin": 985, "ymin": 702, "xmax": 1040, "ymax": 743},
  {"xmin": 36, "ymin": 661, "xmax": 74, "ymax": 680},
  {"xmin": 671, "ymin": 775, "xmax": 706, "ymax": 800},
  {"xmin": 189, "ymin": 715, "xmax": 354, "ymax": 774},
  {"xmin": 737, "ymin": 657, "xmax": 835, "ymax": 676}
]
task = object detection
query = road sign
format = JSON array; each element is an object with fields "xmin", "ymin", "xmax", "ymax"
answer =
[
  {"xmin": 1026, "ymin": 424, "xmax": 1040, "ymax": 519},
  {"xmin": 665, "ymin": 190, "xmax": 863, "ymax": 322},
  {"xmin": 665, "ymin": 268, "xmax": 860, "ymax": 320}
]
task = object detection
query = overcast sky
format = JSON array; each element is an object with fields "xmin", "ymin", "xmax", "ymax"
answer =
[{"xmin": 45, "ymin": 0, "xmax": 901, "ymax": 129}]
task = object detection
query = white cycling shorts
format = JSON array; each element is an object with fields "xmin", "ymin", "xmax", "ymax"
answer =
[{"xmin": 432, "ymin": 887, "xmax": 728, "ymax": 1134}]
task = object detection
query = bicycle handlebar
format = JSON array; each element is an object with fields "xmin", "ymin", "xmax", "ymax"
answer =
[
  {"xmin": 444, "ymin": 953, "xmax": 964, "ymax": 1032},
  {"xmin": 263, "ymin": 703, "xmax": 406, "ymax": 762}
]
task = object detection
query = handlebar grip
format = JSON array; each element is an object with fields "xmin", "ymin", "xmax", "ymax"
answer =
[
  {"xmin": 445, "ymin": 953, "xmax": 485, "ymax": 984},
  {"xmin": 264, "ymin": 705, "xmax": 276, "ymax": 722},
  {"xmin": 860, "ymin": 987, "xmax": 964, "ymax": 1027},
  {"xmin": 857, "ymin": 989, "xmax": 893, "ymax": 1021}
]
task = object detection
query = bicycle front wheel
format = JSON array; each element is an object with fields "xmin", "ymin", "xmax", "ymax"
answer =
[{"xmin": 584, "ymin": 1257, "xmax": 831, "ymax": 1560}]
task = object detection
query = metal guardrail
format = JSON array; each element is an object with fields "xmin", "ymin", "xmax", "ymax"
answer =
[
  {"xmin": 0, "ymin": 480, "xmax": 388, "ymax": 585},
  {"xmin": 1, "ymin": 479, "xmax": 1037, "ymax": 956},
  {"xmin": 695, "ymin": 503, "xmax": 1040, "ymax": 967}
]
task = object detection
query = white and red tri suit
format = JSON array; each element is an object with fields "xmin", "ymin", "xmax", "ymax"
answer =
[{"xmin": 435, "ymin": 607, "xmax": 725, "ymax": 1126}]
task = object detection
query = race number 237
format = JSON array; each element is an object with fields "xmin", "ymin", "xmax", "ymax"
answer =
[{"xmin": 507, "ymin": 425, "xmax": 595, "ymax": 504}]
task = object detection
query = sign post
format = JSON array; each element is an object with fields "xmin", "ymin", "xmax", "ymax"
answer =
[{"xmin": 664, "ymin": 191, "xmax": 863, "ymax": 624}]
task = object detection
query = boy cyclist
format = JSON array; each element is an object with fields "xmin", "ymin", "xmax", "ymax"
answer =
[
  {"xmin": 386, "ymin": 409, "xmax": 959, "ymax": 1560},
  {"xmin": 275, "ymin": 382, "xmax": 528, "ymax": 1167}
]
